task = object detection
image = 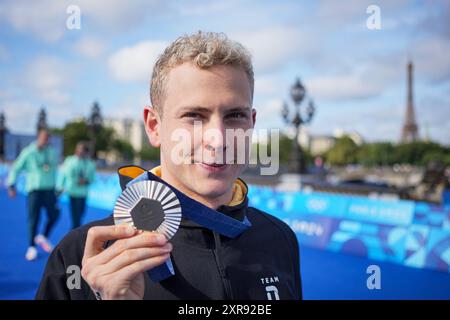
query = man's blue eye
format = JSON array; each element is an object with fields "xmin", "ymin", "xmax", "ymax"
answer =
[
  {"xmin": 185, "ymin": 112, "xmax": 202, "ymax": 119},
  {"xmin": 228, "ymin": 112, "xmax": 247, "ymax": 119}
]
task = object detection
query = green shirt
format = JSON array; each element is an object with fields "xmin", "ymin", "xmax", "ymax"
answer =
[
  {"xmin": 57, "ymin": 155, "xmax": 96, "ymax": 198},
  {"xmin": 7, "ymin": 142, "xmax": 58, "ymax": 192}
]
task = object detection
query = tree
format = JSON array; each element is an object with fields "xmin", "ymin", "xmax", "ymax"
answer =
[
  {"xmin": 140, "ymin": 145, "xmax": 160, "ymax": 162},
  {"xmin": 94, "ymin": 126, "xmax": 115, "ymax": 156},
  {"xmin": 111, "ymin": 139, "xmax": 135, "ymax": 161},
  {"xmin": 57, "ymin": 121, "xmax": 90, "ymax": 156},
  {"xmin": 324, "ymin": 140, "xmax": 449, "ymax": 167},
  {"xmin": 325, "ymin": 136, "xmax": 359, "ymax": 165},
  {"xmin": 57, "ymin": 119, "xmax": 114, "ymax": 157},
  {"xmin": 394, "ymin": 142, "xmax": 447, "ymax": 166},
  {"xmin": 357, "ymin": 142, "xmax": 396, "ymax": 166}
]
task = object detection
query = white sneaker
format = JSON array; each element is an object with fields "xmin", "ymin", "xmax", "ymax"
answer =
[
  {"xmin": 35, "ymin": 234, "xmax": 53, "ymax": 253},
  {"xmin": 25, "ymin": 246, "xmax": 38, "ymax": 261}
]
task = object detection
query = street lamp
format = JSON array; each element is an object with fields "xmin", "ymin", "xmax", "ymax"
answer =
[
  {"xmin": 88, "ymin": 101, "xmax": 103, "ymax": 159},
  {"xmin": 37, "ymin": 107, "xmax": 47, "ymax": 132},
  {"xmin": 282, "ymin": 78, "xmax": 316, "ymax": 174}
]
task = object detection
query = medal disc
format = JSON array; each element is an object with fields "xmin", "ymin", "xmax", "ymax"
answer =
[{"xmin": 113, "ymin": 180, "xmax": 182, "ymax": 240}]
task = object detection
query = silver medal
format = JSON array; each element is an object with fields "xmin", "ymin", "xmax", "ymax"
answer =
[{"xmin": 113, "ymin": 180, "xmax": 182, "ymax": 240}]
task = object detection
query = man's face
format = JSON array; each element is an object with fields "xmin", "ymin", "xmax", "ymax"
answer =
[
  {"xmin": 75, "ymin": 144, "xmax": 88, "ymax": 158},
  {"xmin": 37, "ymin": 130, "xmax": 49, "ymax": 148},
  {"xmin": 148, "ymin": 63, "xmax": 255, "ymax": 204}
]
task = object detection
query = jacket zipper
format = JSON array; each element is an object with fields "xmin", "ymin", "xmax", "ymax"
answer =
[{"xmin": 212, "ymin": 231, "xmax": 234, "ymax": 300}]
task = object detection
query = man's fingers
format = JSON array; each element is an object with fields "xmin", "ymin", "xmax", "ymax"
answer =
[
  {"xmin": 82, "ymin": 229, "xmax": 172, "ymax": 300},
  {"xmin": 100, "ymin": 245, "xmax": 172, "ymax": 275},
  {"xmin": 92, "ymin": 231, "xmax": 167, "ymax": 265},
  {"xmin": 83, "ymin": 225, "xmax": 137, "ymax": 260},
  {"xmin": 114, "ymin": 253, "xmax": 171, "ymax": 283}
]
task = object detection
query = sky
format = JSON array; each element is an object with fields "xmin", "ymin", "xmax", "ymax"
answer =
[{"xmin": 0, "ymin": 0, "xmax": 449, "ymax": 144}]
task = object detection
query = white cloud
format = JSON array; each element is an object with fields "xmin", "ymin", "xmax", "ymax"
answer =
[
  {"xmin": 310, "ymin": 103, "xmax": 404, "ymax": 143},
  {"xmin": 107, "ymin": 91, "xmax": 149, "ymax": 121},
  {"xmin": 416, "ymin": 94, "xmax": 450, "ymax": 144},
  {"xmin": 253, "ymin": 98, "xmax": 284, "ymax": 130},
  {"xmin": 39, "ymin": 90, "xmax": 71, "ymax": 105},
  {"xmin": 316, "ymin": 0, "xmax": 366, "ymax": 24},
  {"xmin": 77, "ymin": 0, "xmax": 166, "ymax": 30},
  {"xmin": 307, "ymin": 73, "xmax": 383, "ymax": 101},
  {"xmin": 25, "ymin": 57, "xmax": 67, "ymax": 89},
  {"xmin": 22, "ymin": 56, "xmax": 72, "ymax": 105},
  {"xmin": 172, "ymin": 1, "xmax": 234, "ymax": 16},
  {"xmin": 1, "ymin": 97, "xmax": 77, "ymax": 134},
  {"xmin": 412, "ymin": 36, "xmax": 450, "ymax": 83},
  {"xmin": 315, "ymin": 0, "xmax": 413, "ymax": 28},
  {"xmin": 0, "ymin": 88, "xmax": 16, "ymax": 100},
  {"xmin": 303, "ymin": 53, "xmax": 410, "ymax": 102},
  {"xmin": 0, "ymin": 0, "xmax": 168, "ymax": 42},
  {"xmin": 74, "ymin": 37, "xmax": 106, "ymax": 58},
  {"xmin": 258, "ymin": 98, "xmax": 283, "ymax": 116},
  {"xmin": 232, "ymin": 26, "xmax": 312, "ymax": 74},
  {"xmin": 0, "ymin": 0, "xmax": 67, "ymax": 43},
  {"xmin": 254, "ymin": 75, "xmax": 287, "ymax": 97},
  {"xmin": 108, "ymin": 40, "xmax": 168, "ymax": 83},
  {"xmin": 1, "ymin": 100, "xmax": 37, "ymax": 134},
  {"xmin": 0, "ymin": 56, "xmax": 77, "ymax": 133}
]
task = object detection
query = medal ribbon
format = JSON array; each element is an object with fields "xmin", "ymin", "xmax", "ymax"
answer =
[{"xmin": 124, "ymin": 170, "xmax": 252, "ymax": 282}]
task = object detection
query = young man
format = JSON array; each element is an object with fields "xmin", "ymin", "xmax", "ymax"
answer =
[
  {"xmin": 57, "ymin": 141, "xmax": 96, "ymax": 229},
  {"xmin": 7, "ymin": 128, "xmax": 60, "ymax": 261},
  {"xmin": 36, "ymin": 32, "xmax": 302, "ymax": 300}
]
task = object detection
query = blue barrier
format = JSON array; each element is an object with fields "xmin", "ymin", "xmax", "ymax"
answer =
[
  {"xmin": 247, "ymin": 185, "xmax": 450, "ymax": 273},
  {"xmin": 1, "ymin": 163, "xmax": 449, "ymax": 273}
]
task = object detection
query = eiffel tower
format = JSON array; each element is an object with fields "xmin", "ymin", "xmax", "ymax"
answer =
[{"xmin": 400, "ymin": 61, "xmax": 419, "ymax": 142}]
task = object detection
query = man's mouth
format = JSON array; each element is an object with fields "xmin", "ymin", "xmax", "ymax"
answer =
[
  {"xmin": 202, "ymin": 162, "xmax": 226, "ymax": 167},
  {"xmin": 194, "ymin": 161, "xmax": 229, "ymax": 173}
]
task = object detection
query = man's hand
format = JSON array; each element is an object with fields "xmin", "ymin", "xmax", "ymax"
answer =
[
  {"xmin": 81, "ymin": 225, "xmax": 172, "ymax": 300},
  {"xmin": 7, "ymin": 187, "xmax": 16, "ymax": 198}
]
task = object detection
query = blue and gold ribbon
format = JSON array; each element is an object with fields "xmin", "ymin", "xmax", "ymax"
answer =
[{"xmin": 118, "ymin": 167, "xmax": 252, "ymax": 282}]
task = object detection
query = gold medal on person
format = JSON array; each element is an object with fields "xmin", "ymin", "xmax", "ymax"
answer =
[
  {"xmin": 42, "ymin": 164, "xmax": 50, "ymax": 172},
  {"xmin": 113, "ymin": 180, "xmax": 182, "ymax": 240}
]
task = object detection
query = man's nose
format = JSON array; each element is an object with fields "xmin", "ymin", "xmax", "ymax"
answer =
[{"xmin": 203, "ymin": 119, "xmax": 227, "ymax": 152}]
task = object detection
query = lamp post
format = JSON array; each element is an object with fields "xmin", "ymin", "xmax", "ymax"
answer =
[
  {"xmin": 37, "ymin": 107, "xmax": 47, "ymax": 132},
  {"xmin": 282, "ymin": 78, "xmax": 316, "ymax": 174},
  {"xmin": 88, "ymin": 101, "xmax": 102, "ymax": 159}
]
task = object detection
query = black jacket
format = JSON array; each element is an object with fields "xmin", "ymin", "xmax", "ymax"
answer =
[{"xmin": 35, "ymin": 196, "xmax": 302, "ymax": 300}]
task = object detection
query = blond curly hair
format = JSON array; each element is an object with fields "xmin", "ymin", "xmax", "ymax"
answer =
[{"xmin": 150, "ymin": 31, "xmax": 254, "ymax": 114}]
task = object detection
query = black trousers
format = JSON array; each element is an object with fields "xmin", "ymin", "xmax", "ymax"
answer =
[
  {"xmin": 27, "ymin": 189, "xmax": 60, "ymax": 246},
  {"xmin": 69, "ymin": 196, "xmax": 87, "ymax": 229}
]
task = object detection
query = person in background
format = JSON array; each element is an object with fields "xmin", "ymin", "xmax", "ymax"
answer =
[
  {"xmin": 7, "ymin": 128, "xmax": 60, "ymax": 261},
  {"xmin": 57, "ymin": 141, "xmax": 96, "ymax": 229}
]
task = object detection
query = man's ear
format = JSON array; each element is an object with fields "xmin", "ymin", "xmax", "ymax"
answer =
[
  {"xmin": 252, "ymin": 108, "xmax": 257, "ymax": 128},
  {"xmin": 143, "ymin": 106, "xmax": 161, "ymax": 147}
]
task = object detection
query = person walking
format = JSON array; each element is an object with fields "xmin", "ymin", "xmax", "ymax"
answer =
[
  {"xmin": 7, "ymin": 128, "xmax": 60, "ymax": 261},
  {"xmin": 57, "ymin": 141, "xmax": 96, "ymax": 229}
]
